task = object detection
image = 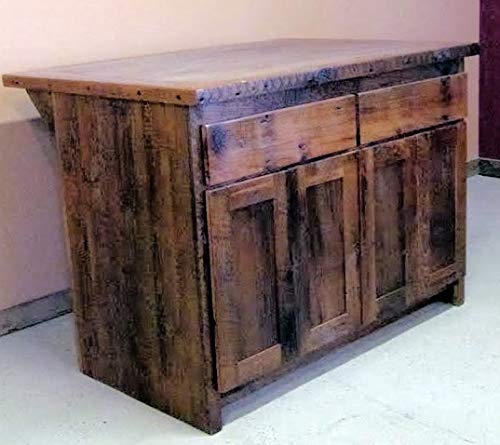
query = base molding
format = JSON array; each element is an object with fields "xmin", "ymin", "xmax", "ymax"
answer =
[
  {"xmin": 467, "ymin": 159, "xmax": 479, "ymax": 177},
  {"xmin": 478, "ymin": 158, "xmax": 500, "ymax": 178},
  {"xmin": 0, "ymin": 289, "xmax": 72, "ymax": 336}
]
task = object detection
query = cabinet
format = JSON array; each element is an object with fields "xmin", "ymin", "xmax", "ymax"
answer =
[
  {"xmin": 360, "ymin": 123, "xmax": 466, "ymax": 324},
  {"xmin": 3, "ymin": 39, "xmax": 478, "ymax": 433}
]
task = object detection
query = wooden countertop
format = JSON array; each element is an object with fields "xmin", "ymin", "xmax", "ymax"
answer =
[{"xmin": 3, "ymin": 39, "xmax": 479, "ymax": 105}]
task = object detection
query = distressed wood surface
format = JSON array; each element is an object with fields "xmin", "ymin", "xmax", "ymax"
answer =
[
  {"xmin": 296, "ymin": 153, "xmax": 361, "ymax": 353},
  {"xmin": 3, "ymin": 39, "xmax": 478, "ymax": 105},
  {"xmin": 360, "ymin": 122, "xmax": 466, "ymax": 325},
  {"xmin": 198, "ymin": 60, "xmax": 464, "ymax": 125},
  {"xmin": 206, "ymin": 173, "xmax": 290, "ymax": 393},
  {"xmin": 415, "ymin": 122, "xmax": 467, "ymax": 300},
  {"xmin": 203, "ymin": 96, "xmax": 356, "ymax": 185},
  {"xmin": 360, "ymin": 137, "xmax": 418, "ymax": 325},
  {"xmin": 359, "ymin": 74, "xmax": 467, "ymax": 144},
  {"xmin": 10, "ymin": 45, "xmax": 475, "ymax": 434},
  {"xmin": 54, "ymin": 94, "xmax": 221, "ymax": 433}
]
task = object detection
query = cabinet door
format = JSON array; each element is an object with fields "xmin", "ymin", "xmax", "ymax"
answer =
[
  {"xmin": 415, "ymin": 123, "xmax": 466, "ymax": 298},
  {"xmin": 207, "ymin": 173, "xmax": 292, "ymax": 393},
  {"xmin": 296, "ymin": 153, "xmax": 361, "ymax": 354},
  {"xmin": 360, "ymin": 138, "xmax": 419, "ymax": 325}
]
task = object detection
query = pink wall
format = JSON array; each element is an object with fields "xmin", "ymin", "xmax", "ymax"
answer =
[{"xmin": 0, "ymin": 0, "xmax": 479, "ymax": 311}]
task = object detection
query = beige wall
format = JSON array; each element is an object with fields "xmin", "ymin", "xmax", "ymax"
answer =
[{"xmin": 0, "ymin": 0, "xmax": 479, "ymax": 311}]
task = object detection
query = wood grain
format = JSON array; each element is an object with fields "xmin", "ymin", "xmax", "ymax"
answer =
[
  {"xmin": 296, "ymin": 153, "xmax": 361, "ymax": 353},
  {"xmin": 415, "ymin": 123, "xmax": 467, "ymax": 299},
  {"xmin": 206, "ymin": 173, "xmax": 289, "ymax": 393},
  {"xmin": 3, "ymin": 39, "xmax": 478, "ymax": 105},
  {"xmin": 360, "ymin": 136, "xmax": 419, "ymax": 325},
  {"xmin": 202, "ymin": 96, "xmax": 356, "ymax": 185},
  {"xmin": 359, "ymin": 74, "xmax": 467, "ymax": 144},
  {"xmin": 53, "ymin": 94, "xmax": 221, "ymax": 433},
  {"xmin": 5, "ymin": 42, "xmax": 474, "ymax": 433}
]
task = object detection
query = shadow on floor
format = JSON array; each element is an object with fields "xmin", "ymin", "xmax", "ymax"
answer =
[{"xmin": 223, "ymin": 301, "xmax": 451, "ymax": 424}]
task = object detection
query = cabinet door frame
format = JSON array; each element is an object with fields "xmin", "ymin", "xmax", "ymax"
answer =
[
  {"xmin": 360, "ymin": 138, "xmax": 419, "ymax": 325},
  {"xmin": 415, "ymin": 122, "xmax": 467, "ymax": 299},
  {"xmin": 206, "ymin": 172, "xmax": 291, "ymax": 393},
  {"xmin": 296, "ymin": 152, "xmax": 361, "ymax": 354}
]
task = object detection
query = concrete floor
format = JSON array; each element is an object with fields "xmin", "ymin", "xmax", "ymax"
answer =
[{"xmin": 1, "ymin": 175, "xmax": 499, "ymax": 444}]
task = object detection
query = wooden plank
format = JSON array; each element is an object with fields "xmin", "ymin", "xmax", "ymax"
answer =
[
  {"xmin": 53, "ymin": 94, "xmax": 221, "ymax": 433},
  {"xmin": 3, "ymin": 40, "xmax": 478, "ymax": 105},
  {"xmin": 359, "ymin": 74, "xmax": 468, "ymax": 144},
  {"xmin": 198, "ymin": 60, "xmax": 465, "ymax": 126},
  {"xmin": 203, "ymin": 96, "xmax": 356, "ymax": 185}
]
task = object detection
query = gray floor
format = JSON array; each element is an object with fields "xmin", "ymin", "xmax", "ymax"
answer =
[{"xmin": 1, "ymin": 175, "xmax": 499, "ymax": 444}]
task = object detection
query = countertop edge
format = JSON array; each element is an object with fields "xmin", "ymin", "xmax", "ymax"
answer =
[{"xmin": 3, "ymin": 42, "xmax": 480, "ymax": 106}]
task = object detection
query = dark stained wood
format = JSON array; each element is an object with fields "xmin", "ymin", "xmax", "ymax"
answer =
[
  {"xmin": 202, "ymin": 96, "xmax": 356, "ymax": 185},
  {"xmin": 53, "ymin": 94, "xmax": 221, "ymax": 433},
  {"xmin": 296, "ymin": 153, "xmax": 361, "ymax": 353},
  {"xmin": 359, "ymin": 74, "xmax": 467, "ymax": 144},
  {"xmin": 206, "ymin": 173, "xmax": 290, "ymax": 393},
  {"xmin": 3, "ymin": 40, "xmax": 478, "ymax": 105},
  {"xmin": 360, "ymin": 137, "xmax": 418, "ymax": 325}
]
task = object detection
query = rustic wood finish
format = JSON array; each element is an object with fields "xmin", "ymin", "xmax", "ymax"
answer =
[
  {"xmin": 53, "ymin": 94, "xmax": 221, "ymax": 433},
  {"xmin": 207, "ymin": 173, "xmax": 290, "ymax": 392},
  {"xmin": 296, "ymin": 154, "xmax": 361, "ymax": 353},
  {"xmin": 359, "ymin": 74, "xmax": 467, "ymax": 144},
  {"xmin": 415, "ymin": 123, "xmax": 467, "ymax": 300},
  {"xmin": 4, "ymin": 39, "xmax": 478, "ymax": 105},
  {"xmin": 360, "ymin": 137, "xmax": 419, "ymax": 324},
  {"xmin": 202, "ymin": 96, "xmax": 356, "ymax": 185},
  {"xmin": 3, "ymin": 39, "xmax": 477, "ymax": 434}
]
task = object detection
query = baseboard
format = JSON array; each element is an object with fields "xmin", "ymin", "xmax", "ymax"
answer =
[
  {"xmin": 0, "ymin": 289, "xmax": 72, "ymax": 337},
  {"xmin": 467, "ymin": 159, "xmax": 480, "ymax": 177},
  {"xmin": 478, "ymin": 158, "xmax": 500, "ymax": 178}
]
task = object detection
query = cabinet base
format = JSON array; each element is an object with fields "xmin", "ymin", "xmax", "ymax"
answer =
[{"xmin": 221, "ymin": 278, "xmax": 464, "ymax": 408}]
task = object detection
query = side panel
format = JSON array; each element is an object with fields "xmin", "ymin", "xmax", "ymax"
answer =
[{"xmin": 53, "ymin": 94, "xmax": 221, "ymax": 433}]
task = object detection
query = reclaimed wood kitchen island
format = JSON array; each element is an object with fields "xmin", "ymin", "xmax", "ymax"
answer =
[{"xmin": 3, "ymin": 39, "xmax": 479, "ymax": 433}]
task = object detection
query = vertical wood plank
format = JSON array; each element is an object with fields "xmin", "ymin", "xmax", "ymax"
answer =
[{"xmin": 53, "ymin": 94, "xmax": 221, "ymax": 433}]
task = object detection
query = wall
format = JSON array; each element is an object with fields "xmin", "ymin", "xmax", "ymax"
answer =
[
  {"xmin": 0, "ymin": 0, "xmax": 479, "ymax": 311},
  {"xmin": 480, "ymin": 0, "xmax": 500, "ymax": 160}
]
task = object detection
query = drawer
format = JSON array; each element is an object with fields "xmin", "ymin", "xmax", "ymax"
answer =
[
  {"xmin": 202, "ymin": 95, "xmax": 357, "ymax": 185},
  {"xmin": 358, "ymin": 73, "xmax": 467, "ymax": 144}
]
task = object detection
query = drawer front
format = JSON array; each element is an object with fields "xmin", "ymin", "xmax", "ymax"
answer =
[
  {"xmin": 202, "ymin": 95, "xmax": 357, "ymax": 185},
  {"xmin": 359, "ymin": 74, "xmax": 467, "ymax": 144}
]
